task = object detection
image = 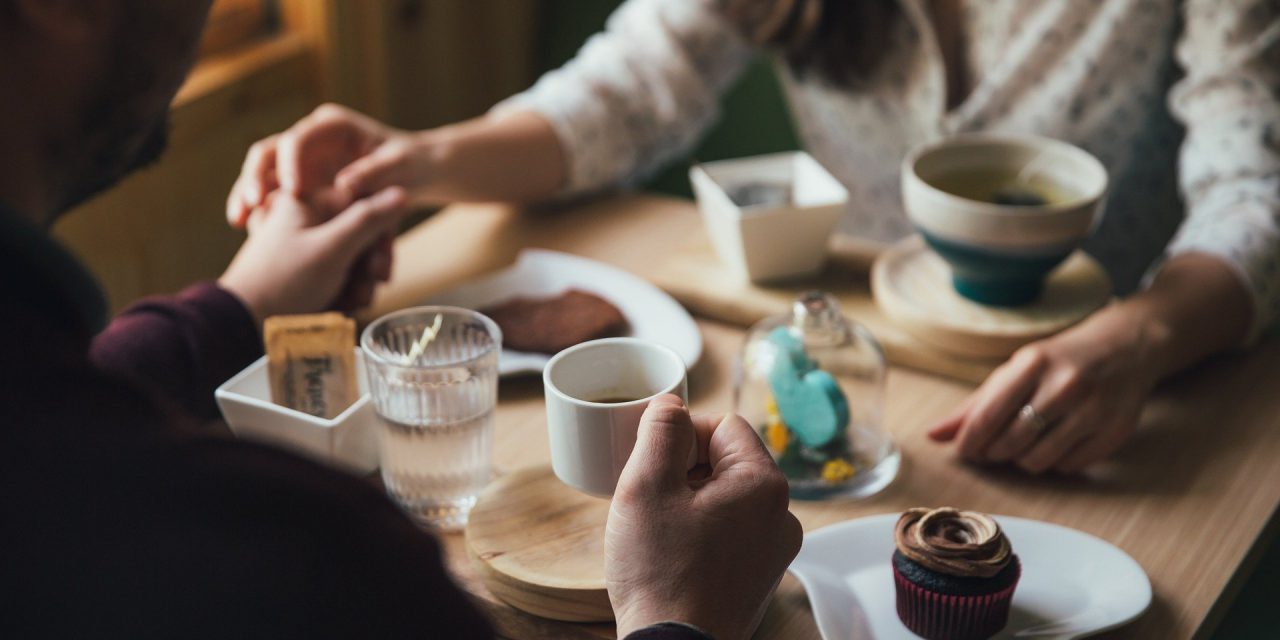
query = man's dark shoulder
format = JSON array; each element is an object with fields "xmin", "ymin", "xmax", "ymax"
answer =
[{"xmin": 2, "ymin": 371, "xmax": 492, "ymax": 639}]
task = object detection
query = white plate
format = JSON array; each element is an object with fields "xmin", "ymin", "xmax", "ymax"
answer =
[
  {"xmin": 424, "ymin": 249, "xmax": 702, "ymax": 376},
  {"xmin": 788, "ymin": 514, "xmax": 1151, "ymax": 640}
]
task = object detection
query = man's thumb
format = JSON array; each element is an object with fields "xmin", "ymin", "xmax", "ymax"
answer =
[{"xmin": 620, "ymin": 394, "xmax": 696, "ymax": 494}]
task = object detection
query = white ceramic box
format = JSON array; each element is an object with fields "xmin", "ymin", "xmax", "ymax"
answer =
[
  {"xmin": 215, "ymin": 349, "xmax": 379, "ymax": 475},
  {"xmin": 690, "ymin": 151, "xmax": 848, "ymax": 283}
]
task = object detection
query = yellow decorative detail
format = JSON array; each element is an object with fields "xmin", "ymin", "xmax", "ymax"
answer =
[
  {"xmin": 765, "ymin": 395, "xmax": 779, "ymax": 418},
  {"xmin": 821, "ymin": 459, "xmax": 856, "ymax": 483},
  {"xmin": 765, "ymin": 419, "xmax": 790, "ymax": 454}
]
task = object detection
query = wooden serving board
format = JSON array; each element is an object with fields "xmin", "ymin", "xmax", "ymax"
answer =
[
  {"xmin": 649, "ymin": 236, "xmax": 1004, "ymax": 384},
  {"xmin": 465, "ymin": 466, "xmax": 613, "ymax": 622}
]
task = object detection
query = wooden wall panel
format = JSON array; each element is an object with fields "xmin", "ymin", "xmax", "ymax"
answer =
[
  {"xmin": 379, "ymin": 0, "xmax": 540, "ymax": 129},
  {"xmin": 201, "ymin": 0, "xmax": 270, "ymax": 57},
  {"xmin": 283, "ymin": 0, "xmax": 541, "ymax": 128},
  {"xmin": 278, "ymin": 0, "xmax": 389, "ymax": 118}
]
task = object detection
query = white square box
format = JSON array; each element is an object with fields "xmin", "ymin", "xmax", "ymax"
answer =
[
  {"xmin": 690, "ymin": 151, "xmax": 848, "ymax": 283},
  {"xmin": 215, "ymin": 349, "xmax": 379, "ymax": 475}
]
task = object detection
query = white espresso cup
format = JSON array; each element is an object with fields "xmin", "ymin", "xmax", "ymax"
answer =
[{"xmin": 543, "ymin": 338, "xmax": 693, "ymax": 496}]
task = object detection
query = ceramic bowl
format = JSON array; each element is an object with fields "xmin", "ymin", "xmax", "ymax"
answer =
[
  {"xmin": 215, "ymin": 348, "xmax": 378, "ymax": 474},
  {"xmin": 902, "ymin": 134, "xmax": 1107, "ymax": 306},
  {"xmin": 691, "ymin": 151, "xmax": 848, "ymax": 283}
]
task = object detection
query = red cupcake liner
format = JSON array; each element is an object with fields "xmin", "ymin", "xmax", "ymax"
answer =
[{"xmin": 892, "ymin": 557, "xmax": 1021, "ymax": 640}]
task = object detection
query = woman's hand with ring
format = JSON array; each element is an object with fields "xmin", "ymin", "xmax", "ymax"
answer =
[{"xmin": 927, "ymin": 302, "xmax": 1165, "ymax": 474}]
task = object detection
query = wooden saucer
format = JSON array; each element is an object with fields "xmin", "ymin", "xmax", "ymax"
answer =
[
  {"xmin": 871, "ymin": 236, "xmax": 1112, "ymax": 359},
  {"xmin": 465, "ymin": 466, "xmax": 613, "ymax": 622}
]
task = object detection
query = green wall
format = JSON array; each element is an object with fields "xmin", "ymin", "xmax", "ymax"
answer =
[{"xmin": 536, "ymin": 0, "xmax": 800, "ymax": 198}]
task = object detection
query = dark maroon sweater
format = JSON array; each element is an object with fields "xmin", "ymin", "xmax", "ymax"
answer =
[{"xmin": 0, "ymin": 209, "xmax": 710, "ymax": 640}]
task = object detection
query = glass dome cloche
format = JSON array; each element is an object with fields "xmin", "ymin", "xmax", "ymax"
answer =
[{"xmin": 734, "ymin": 291, "xmax": 899, "ymax": 500}]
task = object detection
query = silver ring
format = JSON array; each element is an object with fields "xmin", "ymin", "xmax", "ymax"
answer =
[{"xmin": 1018, "ymin": 404, "xmax": 1050, "ymax": 435}]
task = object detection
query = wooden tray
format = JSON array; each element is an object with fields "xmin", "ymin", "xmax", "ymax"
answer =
[{"xmin": 648, "ymin": 235, "xmax": 1003, "ymax": 384}]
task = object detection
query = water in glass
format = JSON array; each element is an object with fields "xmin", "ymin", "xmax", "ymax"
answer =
[{"xmin": 362, "ymin": 307, "xmax": 501, "ymax": 530}]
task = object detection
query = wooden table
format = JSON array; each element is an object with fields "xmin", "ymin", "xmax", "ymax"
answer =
[{"xmin": 368, "ymin": 194, "xmax": 1280, "ymax": 640}]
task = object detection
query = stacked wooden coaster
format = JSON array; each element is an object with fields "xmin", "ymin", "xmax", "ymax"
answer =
[{"xmin": 465, "ymin": 467, "xmax": 613, "ymax": 622}]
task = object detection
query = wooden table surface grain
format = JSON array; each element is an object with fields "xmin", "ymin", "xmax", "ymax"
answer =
[{"xmin": 368, "ymin": 194, "xmax": 1280, "ymax": 640}]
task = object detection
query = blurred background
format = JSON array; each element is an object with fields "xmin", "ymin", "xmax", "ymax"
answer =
[
  {"xmin": 55, "ymin": 0, "xmax": 802, "ymax": 314},
  {"xmin": 51, "ymin": 3, "xmax": 1276, "ymax": 635}
]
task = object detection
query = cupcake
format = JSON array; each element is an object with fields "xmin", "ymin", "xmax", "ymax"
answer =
[{"xmin": 892, "ymin": 507, "xmax": 1021, "ymax": 640}]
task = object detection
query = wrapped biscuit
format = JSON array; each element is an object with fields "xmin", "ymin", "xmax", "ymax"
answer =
[{"xmin": 264, "ymin": 313, "xmax": 358, "ymax": 419}]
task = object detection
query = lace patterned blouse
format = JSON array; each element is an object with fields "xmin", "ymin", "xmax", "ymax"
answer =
[{"xmin": 498, "ymin": 0, "xmax": 1280, "ymax": 340}]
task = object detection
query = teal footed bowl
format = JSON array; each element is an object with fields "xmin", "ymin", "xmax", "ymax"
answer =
[{"xmin": 920, "ymin": 231, "xmax": 1075, "ymax": 306}]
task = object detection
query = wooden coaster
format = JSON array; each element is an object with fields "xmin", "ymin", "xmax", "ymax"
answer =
[
  {"xmin": 871, "ymin": 236, "xmax": 1112, "ymax": 359},
  {"xmin": 465, "ymin": 466, "xmax": 613, "ymax": 622}
]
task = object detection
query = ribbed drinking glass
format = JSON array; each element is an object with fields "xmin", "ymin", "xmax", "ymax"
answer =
[{"xmin": 361, "ymin": 307, "xmax": 501, "ymax": 530}]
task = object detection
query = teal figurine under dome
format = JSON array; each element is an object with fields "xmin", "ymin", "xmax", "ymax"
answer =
[
  {"xmin": 735, "ymin": 292, "xmax": 900, "ymax": 500},
  {"xmin": 764, "ymin": 327, "xmax": 849, "ymax": 449}
]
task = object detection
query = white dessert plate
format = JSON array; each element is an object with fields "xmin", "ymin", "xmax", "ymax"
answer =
[
  {"xmin": 788, "ymin": 513, "xmax": 1151, "ymax": 640},
  {"xmin": 424, "ymin": 249, "xmax": 702, "ymax": 376}
]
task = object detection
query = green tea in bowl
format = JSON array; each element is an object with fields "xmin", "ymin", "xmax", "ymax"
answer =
[{"xmin": 927, "ymin": 168, "xmax": 1079, "ymax": 208}]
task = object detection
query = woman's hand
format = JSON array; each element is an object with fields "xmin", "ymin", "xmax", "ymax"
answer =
[
  {"xmin": 927, "ymin": 304, "xmax": 1163, "ymax": 474},
  {"xmin": 928, "ymin": 252, "xmax": 1253, "ymax": 474},
  {"xmin": 607, "ymin": 395, "xmax": 802, "ymax": 640},
  {"xmin": 226, "ymin": 104, "xmax": 435, "ymax": 229}
]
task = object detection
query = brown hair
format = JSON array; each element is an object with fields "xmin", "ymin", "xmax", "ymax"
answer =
[{"xmin": 723, "ymin": 0, "xmax": 900, "ymax": 87}]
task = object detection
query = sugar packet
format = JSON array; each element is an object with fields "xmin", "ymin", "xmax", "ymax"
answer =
[{"xmin": 263, "ymin": 313, "xmax": 358, "ymax": 419}]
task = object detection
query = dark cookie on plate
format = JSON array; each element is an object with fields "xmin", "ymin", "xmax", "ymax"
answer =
[{"xmin": 479, "ymin": 289, "xmax": 628, "ymax": 355}]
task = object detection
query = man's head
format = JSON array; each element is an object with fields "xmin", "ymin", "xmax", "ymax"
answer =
[{"xmin": 0, "ymin": 0, "xmax": 212, "ymax": 221}]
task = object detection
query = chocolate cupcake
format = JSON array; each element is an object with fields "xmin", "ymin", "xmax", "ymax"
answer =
[{"xmin": 892, "ymin": 507, "xmax": 1021, "ymax": 640}]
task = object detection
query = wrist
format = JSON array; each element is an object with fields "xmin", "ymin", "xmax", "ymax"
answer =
[
  {"xmin": 1135, "ymin": 298, "xmax": 1176, "ymax": 372},
  {"xmin": 615, "ymin": 605, "xmax": 668, "ymax": 638},
  {"xmin": 1111, "ymin": 252, "xmax": 1253, "ymax": 383},
  {"xmin": 407, "ymin": 128, "xmax": 459, "ymax": 204},
  {"xmin": 616, "ymin": 605, "xmax": 697, "ymax": 639},
  {"xmin": 616, "ymin": 601, "xmax": 732, "ymax": 640},
  {"xmin": 1102, "ymin": 296, "xmax": 1177, "ymax": 386},
  {"xmin": 216, "ymin": 270, "xmax": 269, "ymax": 328},
  {"xmin": 621, "ymin": 621, "xmax": 715, "ymax": 640},
  {"xmin": 411, "ymin": 111, "xmax": 566, "ymax": 202}
]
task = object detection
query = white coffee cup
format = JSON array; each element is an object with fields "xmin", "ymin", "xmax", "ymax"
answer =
[{"xmin": 543, "ymin": 338, "xmax": 693, "ymax": 496}]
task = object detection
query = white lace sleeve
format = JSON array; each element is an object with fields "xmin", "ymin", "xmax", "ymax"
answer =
[
  {"xmin": 1168, "ymin": 0, "xmax": 1280, "ymax": 342},
  {"xmin": 493, "ymin": 0, "xmax": 756, "ymax": 194}
]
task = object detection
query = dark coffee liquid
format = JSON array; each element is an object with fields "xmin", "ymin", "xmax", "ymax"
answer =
[{"xmin": 585, "ymin": 395, "xmax": 644, "ymax": 404}]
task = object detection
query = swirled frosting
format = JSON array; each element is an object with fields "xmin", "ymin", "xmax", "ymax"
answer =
[{"xmin": 894, "ymin": 507, "xmax": 1013, "ymax": 578}]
